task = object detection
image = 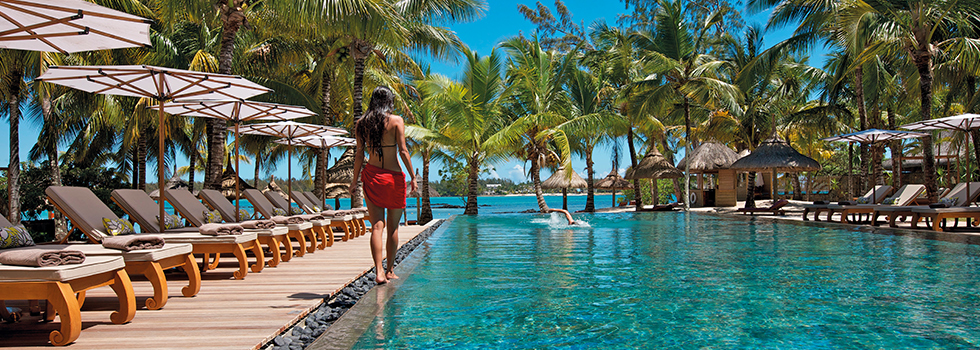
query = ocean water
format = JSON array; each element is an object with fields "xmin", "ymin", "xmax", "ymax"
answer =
[{"xmin": 352, "ymin": 213, "xmax": 980, "ymax": 349}]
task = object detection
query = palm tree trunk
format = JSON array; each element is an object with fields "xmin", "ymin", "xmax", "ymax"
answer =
[
  {"xmin": 531, "ymin": 152, "xmax": 548, "ymax": 213},
  {"xmin": 855, "ymin": 66, "xmax": 870, "ymax": 194},
  {"xmin": 792, "ymin": 174, "xmax": 802, "ymax": 200},
  {"xmin": 419, "ymin": 152, "xmax": 433, "ymax": 224},
  {"xmin": 132, "ymin": 146, "xmax": 139, "ymax": 189},
  {"xmin": 464, "ymin": 155, "xmax": 480, "ymax": 215},
  {"xmin": 41, "ymin": 93, "xmax": 66, "ymax": 239},
  {"xmin": 888, "ymin": 108, "xmax": 903, "ymax": 188},
  {"xmin": 746, "ymin": 171, "xmax": 757, "ymax": 208},
  {"xmin": 188, "ymin": 146, "xmax": 197, "ymax": 191},
  {"xmin": 915, "ymin": 44, "xmax": 938, "ymax": 202},
  {"xmin": 626, "ymin": 126, "xmax": 641, "ymax": 208},
  {"xmin": 314, "ymin": 148, "xmax": 328, "ymax": 199},
  {"xmin": 6, "ymin": 63, "xmax": 22, "ymax": 224},
  {"xmin": 137, "ymin": 135, "xmax": 147, "ymax": 191},
  {"xmin": 651, "ymin": 179, "xmax": 659, "ymax": 205},
  {"xmin": 206, "ymin": 3, "xmax": 244, "ymax": 191},
  {"xmin": 254, "ymin": 157, "xmax": 261, "ymax": 187},
  {"xmin": 585, "ymin": 149, "xmax": 595, "ymax": 212},
  {"xmin": 683, "ymin": 98, "xmax": 691, "ymax": 210},
  {"xmin": 315, "ymin": 71, "xmax": 333, "ymax": 200},
  {"xmin": 321, "ymin": 70, "xmax": 334, "ymax": 126}
]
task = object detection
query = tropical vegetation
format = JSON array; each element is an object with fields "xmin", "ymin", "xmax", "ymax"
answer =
[{"xmin": 2, "ymin": 0, "xmax": 980, "ymax": 231}]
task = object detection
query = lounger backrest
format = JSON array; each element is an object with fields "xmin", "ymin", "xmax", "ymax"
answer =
[
  {"xmin": 110, "ymin": 189, "xmax": 163, "ymax": 233},
  {"xmin": 198, "ymin": 189, "xmax": 239, "ymax": 222},
  {"xmin": 863, "ymin": 185, "xmax": 893, "ymax": 204},
  {"xmin": 165, "ymin": 189, "xmax": 212, "ymax": 227},
  {"xmin": 243, "ymin": 189, "xmax": 277, "ymax": 219},
  {"xmin": 264, "ymin": 191, "xmax": 293, "ymax": 212},
  {"xmin": 291, "ymin": 191, "xmax": 317, "ymax": 213},
  {"xmin": 304, "ymin": 191, "xmax": 333, "ymax": 210},
  {"xmin": 966, "ymin": 182, "xmax": 980, "ymax": 205},
  {"xmin": 46, "ymin": 186, "xmax": 120, "ymax": 242},
  {"xmin": 886, "ymin": 184, "xmax": 926, "ymax": 206},
  {"xmin": 770, "ymin": 199, "xmax": 789, "ymax": 210},
  {"xmin": 937, "ymin": 182, "xmax": 980, "ymax": 206},
  {"xmin": 0, "ymin": 215, "xmax": 11, "ymax": 227}
]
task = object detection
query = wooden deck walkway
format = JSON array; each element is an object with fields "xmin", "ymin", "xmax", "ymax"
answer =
[{"xmin": 1, "ymin": 223, "xmax": 430, "ymax": 349}]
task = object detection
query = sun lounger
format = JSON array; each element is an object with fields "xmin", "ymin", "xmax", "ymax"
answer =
[
  {"xmin": 44, "ymin": 186, "xmax": 200, "ymax": 309},
  {"xmin": 803, "ymin": 185, "xmax": 892, "ymax": 221},
  {"xmin": 291, "ymin": 190, "xmax": 357, "ymax": 246},
  {"xmin": 737, "ymin": 199, "xmax": 790, "ymax": 215},
  {"xmin": 872, "ymin": 182, "xmax": 980, "ymax": 227},
  {"xmin": 302, "ymin": 191, "xmax": 334, "ymax": 211},
  {"xmin": 108, "ymin": 188, "xmax": 262, "ymax": 280},
  {"xmin": 241, "ymin": 189, "xmax": 317, "ymax": 256},
  {"xmin": 825, "ymin": 184, "xmax": 924, "ymax": 224},
  {"xmin": 911, "ymin": 206, "xmax": 980, "ymax": 231},
  {"xmin": 0, "ymin": 255, "xmax": 135, "ymax": 345},
  {"xmin": 266, "ymin": 191, "xmax": 342, "ymax": 251},
  {"xmin": 166, "ymin": 189, "xmax": 289, "ymax": 267}
]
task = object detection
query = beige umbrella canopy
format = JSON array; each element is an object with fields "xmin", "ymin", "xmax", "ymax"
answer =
[
  {"xmin": 595, "ymin": 170, "xmax": 632, "ymax": 208},
  {"xmin": 0, "ymin": 0, "xmax": 152, "ymax": 53},
  {"xmin": 729, "ymin": 134, "xmax": 821, "ymax": 172},
  {"xmin": 625, "ymin": 148, "xmax": 684, "ymax": 179},
  {"xmin": 677, "ymin": 141, "xmax": 740, "ymax": 173}
]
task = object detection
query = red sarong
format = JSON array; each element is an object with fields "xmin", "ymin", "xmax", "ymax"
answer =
[{"xmin": 361, "ymin": 163, "xmax": 406, "ymax": 209}]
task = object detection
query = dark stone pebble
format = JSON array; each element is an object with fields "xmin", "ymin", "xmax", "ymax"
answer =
[{"xmin": 274, "ymin": 336, "xmax": 289, "ymax": 346}]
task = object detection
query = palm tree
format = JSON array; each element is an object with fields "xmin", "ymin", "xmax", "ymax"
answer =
[
  {"xmin": 497, "ymin": 36, "xmax": 575, "ymax": 212},
  {"xmin": 405, "ymin": 71, "xmax": 455, "ymax": 224},
  {"xmin": 426, "ymin": 48, "xmax": 510, "ymax": 215},
  {"xmin": 631, "ymin": 0, "xmax": 741, "ymax": 210}
]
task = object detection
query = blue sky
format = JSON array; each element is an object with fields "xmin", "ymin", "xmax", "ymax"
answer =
[{"xmin": 0, "ymin": 0, "xmax": 818, "ymax": 185}]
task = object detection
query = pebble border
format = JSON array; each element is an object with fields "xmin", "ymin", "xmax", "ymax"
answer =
[{"xmin": 260, "ymin": 220, "xmax": 445, "ymax": 350}]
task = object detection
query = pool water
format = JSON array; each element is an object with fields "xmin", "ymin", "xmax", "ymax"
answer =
[{"xmin": 353, "ymin": 212, "xmax": 980, "ymax": 349}]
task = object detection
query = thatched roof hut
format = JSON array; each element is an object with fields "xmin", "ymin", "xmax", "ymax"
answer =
[
  {"xmin": 323, "ymin": 148, "xmax": 356, "ymax": 183},
  {"xmin": 730, "ymin": 134, "xmax": 820, "ymax": 172},
  {"xmin": 595, "ymin": 170, "xmax": 632, "ymax": 190},
  {"xmin": 220, "ymin": 162, "xmax": 254, "ymax": 200},
  {"xmin": 541, "ymin": 166, "xmax": 588, "ymax": 189},
  {"xmin": 625, "ymin": 147, "xmax": 683, "ymax": 179},
  {"xmin": 408, "ymin": 183, "xmax": 440, "ymax": 198},
  {"xmin": 263, "ymin": 179, "xmax": 288, "ymax": 200},
  {"xmin": 677, "ymin": 141, "xmax": 740, "ymax": 173}
]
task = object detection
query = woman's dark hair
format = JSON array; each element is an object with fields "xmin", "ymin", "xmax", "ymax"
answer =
[{"xmin": 355, "ymin": 86, "xmax": 395, "ymax": 159}]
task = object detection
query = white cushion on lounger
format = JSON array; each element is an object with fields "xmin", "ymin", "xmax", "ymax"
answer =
[
  {"xmin": 0, "ymin": 255, "xmax": 125, "ymax": 282},
  {"xmin": 61, "ymin": 243, "xmax": 193, "ymax": 262},
  {"xmin": 309, "ymin": 219, "xmax": 331, "ymax": 226},
  {"xmin": 286, "ymin": 222, "xmax": 313, "ymax": 231},
  {"xmin": 261, "ymin": 227, "xmax": 288, "ymax": 236},
  {"xmin": 151, "ymin": 231, "xmax": 258, "ymax": 244},
  {"xmin": 911, "ymin": 207, "xmax": 980, "ymax": 214}
]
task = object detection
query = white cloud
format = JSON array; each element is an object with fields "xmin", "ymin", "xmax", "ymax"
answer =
[{"xmin": 509, "ymin": 165, "xmax": 527, "ymax": 182}]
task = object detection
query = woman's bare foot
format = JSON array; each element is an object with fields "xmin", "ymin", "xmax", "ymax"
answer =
[
  {"xmin": 386, "ymin": 271, "xmax": 399, "ymax": 280},
  {"xmin": 375, "ymin": 276, "xmax": 388, "ymax": 284}
]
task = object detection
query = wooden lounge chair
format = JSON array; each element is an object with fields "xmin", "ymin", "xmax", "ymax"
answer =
[
  {"xmin": 109, "ymin": 189, "xmax": 262, "ymax": 280},
  {"xmin": 803, "ymin": 185, "xmax": 892, "ymax": 221},
  {"xmin": 737, "ymin": 199, "xmax": 790, "ymax": 215},
  {"xmin": 165, "ymin": 189, "xmax": 289, "ymax": 267},
  {"xmin": 911, "ymin": 206, "xmax": 980, "ymax": 231},
  {"xmin": 197, "ymin": 189, "xmax": 302, "ymax": 263},
  {"xmin": 241, "ymin": 189, "xmax": 316, "ymax": 257},
  {"xmin": 291, "ymin": 190, "xmax": 357, "ymax": 246},
  {"xmin": 825, "ymin": 184, "xmax": 924, "ymax": 224},
  {"xmin": 45, "ymin": 186, "xmax": 200, "ymax": 309},
  {"xmin": 0, "ymin": 255, "xmax": 135, "ymax": 346},
  {"xmin": 872, "ymin": 182, "xmax": 980, "ymax": 227},
  {"xmin": 263, "ymin": 191, "xmax": 332, "ymax": 253}
]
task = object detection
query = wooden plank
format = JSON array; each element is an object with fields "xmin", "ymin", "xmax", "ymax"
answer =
[{"xmin": 0, "ymin": 224, "xmax": 429, "ymax": 349}]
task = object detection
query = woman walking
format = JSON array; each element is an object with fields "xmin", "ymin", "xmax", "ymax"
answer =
[{"xmin": 350, "ymin": 86, "xmax": 418, "ymax": 284}]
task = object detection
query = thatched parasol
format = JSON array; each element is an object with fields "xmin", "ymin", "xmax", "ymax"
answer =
[
  {"xmin": 324, "ymin": 148, "xmax": 356, "ymax": 183},
  {"xmin": 625, "ymin": 148, "xmax": 684, "ymax": 179},
  {"xmin": 730, "ymin": 133, "xmax": 820, "ymax": 202},
  {"xmin": 149, "ymin": 176, "xmax": 190, "ymax": 199},
  {"xmin": 595, "ymin": 170, "xmax": 632, "ymax": 207},
  {"xmin": 407, "ymin": 184, "xmax": 440, "ymax": 198},
  {"xmin": 541, "ymin": 166, "xmax": 588, "ymax": 210},
  {"xmin": 676, "ymin": 141, "xmax": 740, "ymax": 173},
  {"xmin": 220, "ymin": 162, "xmax": 254, "ymax": 200}
]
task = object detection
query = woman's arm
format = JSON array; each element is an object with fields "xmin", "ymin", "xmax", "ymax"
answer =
[
  {"xmin": 393, "ymin": 116, "xmax": 418, "ymax": 193},
  {"xmin": 349, "ymin": 127, "xmax": 365, "ymax": 194}
]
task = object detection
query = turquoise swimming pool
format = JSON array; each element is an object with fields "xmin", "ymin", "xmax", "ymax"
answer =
[{"xmin": 352, "ymin": 212, "xmax": 980, "ymax": 349}]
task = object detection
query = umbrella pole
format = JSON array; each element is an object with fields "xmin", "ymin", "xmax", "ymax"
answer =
[
  {"xmin": 158, "ymin": 99, "xmax": 166, "ymax": 233},
  {"xmin": 235, "ymin": 121, "xmax": 240, "ymax": 222},
  {"xmin": 288, "ymin": 144, "xmax": 293, "ymax": 209},
  {"xmin": 848, "ymin": 143, "xmax": 854, "ymax": 198}
]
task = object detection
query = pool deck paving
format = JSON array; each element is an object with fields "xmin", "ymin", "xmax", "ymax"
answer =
[{"xmin": 0, "ymin": 222, "xmax": 431, "ymax": 349}]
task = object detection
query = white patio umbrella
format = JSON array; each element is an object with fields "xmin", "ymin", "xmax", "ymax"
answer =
[
  {"xmin": 240, "ymin": 122, "xmax": 348, "ymax": 203},
  {"xmin": 822, "ymin": 129, "xmax": 928, "ymax": 197},
  {"xmin": 0, "ymin": 0, "xmax": 152, "ymax": 53},
  {"xmin": 161, "ymin": 100, "xmax": 316, "ymax": 221},
  {"xmin": 37, "ymin": 65, "xmax": 270, "ymax": 231},
  {"xmin": 901, "ymin": 113, "xmax": 980, "ymax": 202}
]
